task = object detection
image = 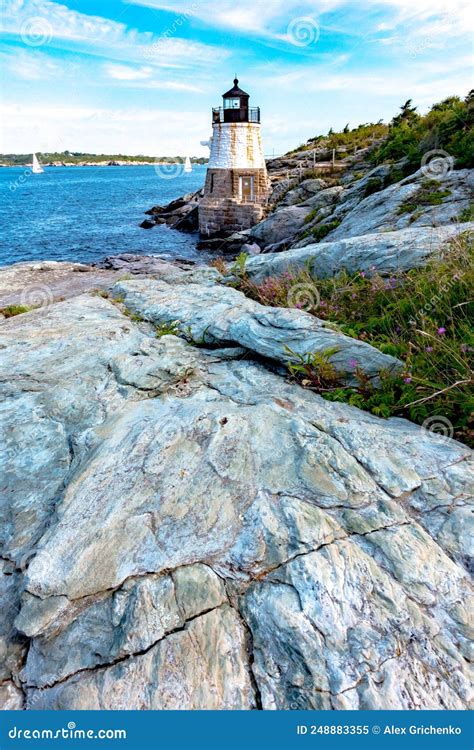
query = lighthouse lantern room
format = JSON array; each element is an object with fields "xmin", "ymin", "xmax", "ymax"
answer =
[{"xmin": 199, "ymin": 79, "xmax": 270, "ymax": 237}]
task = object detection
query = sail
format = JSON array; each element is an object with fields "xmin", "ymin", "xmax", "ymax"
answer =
[
  {"xmin": 32, "ymin": 153, "xmax": 44, "ymax": 174},
  {"xmin": 184, "ymin": 156, "xmax": 192, "ymax": 173}
]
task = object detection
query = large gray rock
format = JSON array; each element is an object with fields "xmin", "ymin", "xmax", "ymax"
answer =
[
  {"xmin": 113, "ymin": 278, "xmax": 402, "ymax": 384},
  {"xmin": 249, "ymin": 206, "xmax": 312, "ymax": 248},
  {"xmin": 242, "ymin": 224, "xmax": 474, "ymax": 283},
  {"xmin": 313, "ymin": 168, "xmax": 474, "ymax": 243},
  {"xmin": 278, "ymin": 178, "xmax": 328, "ymax": 206},
  {"xmin": 0, "ymin": 280, "xmax": 471, "ymax": 711}
]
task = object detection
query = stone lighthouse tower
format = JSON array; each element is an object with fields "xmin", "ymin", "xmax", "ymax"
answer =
[{"xmin": 199, "ymin": 79, "xmax": 269, "ymax": 237}]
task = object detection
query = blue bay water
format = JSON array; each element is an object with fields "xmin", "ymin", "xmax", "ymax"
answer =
[{"xmin": 0, "ymin": 164, "xmax": 207, "ymax": 267}]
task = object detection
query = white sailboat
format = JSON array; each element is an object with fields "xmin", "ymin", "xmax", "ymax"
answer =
[
  {"xmin": 32, "ymin": 153, "xmax": 44, "ymax": 174},
  {"xmin": 184, "ymin": 155, "xmax": 192, "ymax": 173}
]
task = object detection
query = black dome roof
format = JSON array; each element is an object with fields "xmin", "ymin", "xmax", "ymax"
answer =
[{"xmin": 222, "ymin": 78, "xmax": 249, "ymax": 98}]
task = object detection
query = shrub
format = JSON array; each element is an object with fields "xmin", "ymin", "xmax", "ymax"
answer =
[
  {"xmin": 231, "ymin": 232, "xmax": 473, "ymax": 446},
  {"xmin": 372, "ymin": 91, "xmax": 474, "ymax": 172}
]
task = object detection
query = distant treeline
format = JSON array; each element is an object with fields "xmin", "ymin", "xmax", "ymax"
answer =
[{"xmin": 0, "ymin": 151, "xmax": 208, "ymax": 166}]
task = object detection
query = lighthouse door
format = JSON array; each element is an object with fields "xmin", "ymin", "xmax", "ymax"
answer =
[{"xmin": 239, "ymin": 175, "xmax": 254, "ymax": 201}]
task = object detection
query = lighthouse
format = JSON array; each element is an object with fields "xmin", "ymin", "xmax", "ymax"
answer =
[{"xmin": 199, "ymin": 79, "xmax": 270, "ymax": 237}]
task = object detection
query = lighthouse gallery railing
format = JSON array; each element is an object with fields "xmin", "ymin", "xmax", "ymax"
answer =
[{"xmin": 212, "ymin": 107, "xmax": 260, "ymax": 123}]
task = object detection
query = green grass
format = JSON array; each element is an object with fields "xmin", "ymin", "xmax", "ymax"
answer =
[
  {"xmin": 398, "ymin": 180, "xmax": 452, "ymax": 215},
  {"xmin": 310, "ymin": 220, "xmax": 341, "ymax": 241},
  {"xmin": 231, "ymin": 232, "xmax": 473, "ymax": 446},
  {"xmin": 0, "ymin": 304, "xmax": 32, "ymax": 317},
  {"xmin": 458, "ymin": 200, "xmax": 474, "ymax": 222}
]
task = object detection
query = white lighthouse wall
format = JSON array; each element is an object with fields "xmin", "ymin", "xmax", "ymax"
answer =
[{"xmin": 207, "ymin": 123, "xmax": 266, "ymax": 169}]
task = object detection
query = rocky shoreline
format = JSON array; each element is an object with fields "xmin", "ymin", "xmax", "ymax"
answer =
[
  {"xmin": 1, "ymin": 122, "xmax": 473, "ymax": 710},
  {"xmin": 1, "ymin": 242, "xmax": 472, "ymax": 710}
]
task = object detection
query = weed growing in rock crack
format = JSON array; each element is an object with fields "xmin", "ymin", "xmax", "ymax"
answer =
[
  {"xmin": 90, "ymin": 288, "xmax": 110, "ymax": 298},
  {"xmin": 209, "ymin": 257, "xmax": 228, "ymax": 274},
  {"xmin": 123, "ymin": 308, "xmax": 145, "ymax": 322},
  {"xmin": 310, "ymin": 220, "xmax": 341, "ymax": 241},
  {"xmin": 156, "ymin": 320, "xmax": 181, "ymax": 337},
  {"xmin": 398, "ymin": 179, "xmax": 452, "ymax": 215},
  {"xmin": 458, "ymin": 200, "xmax": 474, "ymax": 222},
  {"xmin": 0, "ymin": 304, "xmax": 32, "ymax": 317},
  {"xmin": 231, "ymin": 252, "xmax": 249, "ymax": 277},
  {"xmin": 284, "ymin": 346, "xmax": 341, "ymax": 390},
  {"xmin": 231, "ymin": 232, "xmax": 473, "ymax": 445}
]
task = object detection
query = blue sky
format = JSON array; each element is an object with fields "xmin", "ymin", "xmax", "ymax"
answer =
[{"xmin": 0, "ymin": 0, "xmax": 472, "ymax": 156}]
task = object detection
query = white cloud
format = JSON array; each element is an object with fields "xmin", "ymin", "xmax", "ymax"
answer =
[
  {"xmin": 129, "ymin": 0, "xmax": 472, "ymax": 36},
  {"xmin": 0, "ymin": 47, "xmax": 60, "ymax": 79},
  {"xmin": 0, "ymin": 102, "xmax": 211, "ymax": 155},
  {"xmin": 105, "ymin": 64, "xmax": 153, "ymax": 81},
  {"xmin": 0, "ymin": 0, "xmax": 228, "ymax": 68},
  {"xmin": 104, "ymin": 63, "xmax": 204, "ymax": 91}
]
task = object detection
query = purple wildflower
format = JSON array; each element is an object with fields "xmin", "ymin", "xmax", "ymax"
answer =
[
  {"xmin": 437, "ymin": 327, "xmax": 446, "ymax": 335},
  {"xmin": 425, "ymin": 346, "xmax": 433, "ymax": 353},
  {"xmin": 348, "ymin": 358, "xmax": 358, "ymax": 369}
]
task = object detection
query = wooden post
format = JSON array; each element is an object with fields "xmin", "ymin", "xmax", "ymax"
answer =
[{"xmin": 332, "ymin": 148, "xmax": 335, "ymax": 167}]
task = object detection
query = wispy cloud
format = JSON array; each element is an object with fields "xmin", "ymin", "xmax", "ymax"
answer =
[
  {"xmin": 0, "ymin": 46, "xmax": 60, "ymax": 79},
  {"xmin": 104, "ymin": 62, "xmax": 204, "ymax": 91},
  {"xmin": 0, "ymin": 0, "xmax": 228, "ymax": 67},
  {"xmin": 129, "ymin": 0, "xmax": 470, "ymax": 33}
]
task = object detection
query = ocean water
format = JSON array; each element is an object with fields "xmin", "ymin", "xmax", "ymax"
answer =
[{"xmin": 0, "ymin": 164, "xmax": 207, "ymax": 267}]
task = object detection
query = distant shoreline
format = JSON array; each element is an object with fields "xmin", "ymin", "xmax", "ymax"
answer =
[{"xmin": 0, "ymin": 161, "xmax": 208, "ymax": 168}]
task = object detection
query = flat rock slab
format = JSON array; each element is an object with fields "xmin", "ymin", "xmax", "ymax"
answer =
[
  {"xmin": 113, "ymin": 278, "xmax": 402, "ymax": 384},
  {"xmin": 1, "ymin": 290, "xmax": 472, "ymax": 711},
  {"xmin": 242, "ymin": 224, "xmax": 474, "ymax": 283},
  {"xmin": 0, "ymin": 261, "xmax": 124, "ymax": 309}
]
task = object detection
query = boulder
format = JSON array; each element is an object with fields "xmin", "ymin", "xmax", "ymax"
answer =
[
  {"xmin": 249, "ymin": 206, "xmax": 312, "ymax": 248},
  {"xmin": 113, "ymin": 278, "xmax": 402, "ymax": 384},
  {"xmin": 241, "ymin": 224, "xmax": 474, "ymax": 283},
  {"xmin": 278, "ymin": 178, "xmax": 327, "ymax": 206},
  {"xmin": 318, "ymin": 168, "xmax": 474, "ymax": 243},
  {"xmin": 240, "ymin": 242, "xmax": 261, "ymax": 256}
]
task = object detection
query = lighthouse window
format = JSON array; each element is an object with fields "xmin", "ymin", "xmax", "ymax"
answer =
[{"xmin": 224, "ymin": 98, "xmax": 240, "ymax": 109}]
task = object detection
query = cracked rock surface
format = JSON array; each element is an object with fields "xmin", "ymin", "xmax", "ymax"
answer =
[{"xmin": 0, "ymin": 280, "xmax": 472, "ymax": 710}]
